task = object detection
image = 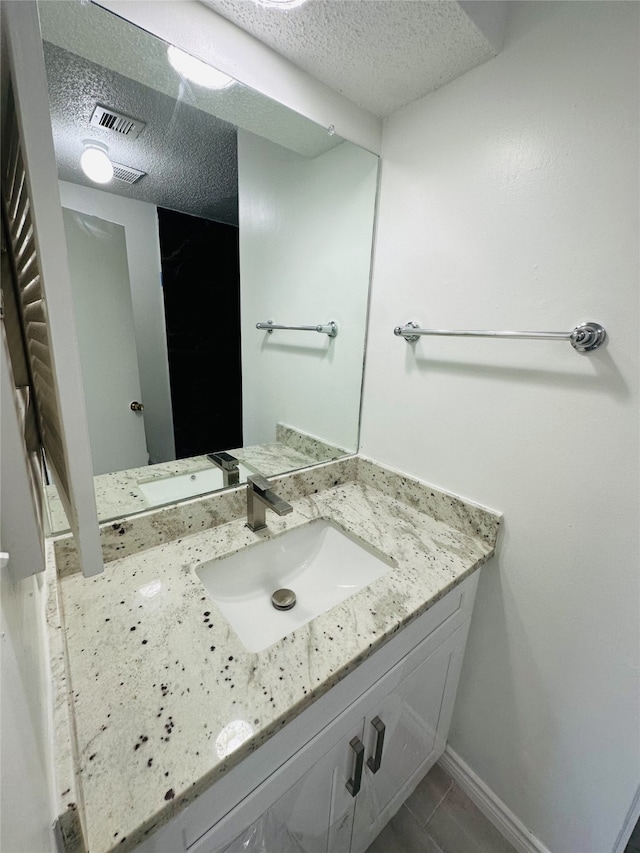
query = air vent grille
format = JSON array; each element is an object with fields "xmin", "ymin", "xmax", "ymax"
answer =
[
  {"xmin": 111, "ymin": 162, "xmax": 146, "ymax": 184},
  {"xmin": 89, "ymin": 105, "xmax": 145, "ymax": 139}
]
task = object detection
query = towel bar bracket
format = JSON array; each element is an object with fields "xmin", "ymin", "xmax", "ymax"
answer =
[
  {"xmin": 569, "ymin": 322, "xmax": 607, "ymax": 352},
  {"xmin": 397, "ymin": 320, "xmax": 421, "ymax": 343}
]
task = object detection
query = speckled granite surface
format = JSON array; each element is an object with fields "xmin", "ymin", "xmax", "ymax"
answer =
[
  {"xmin": 46, "ymin": 540, "xmax": 87, "ymax": 853},
  {"xmin": 50, "ymin": 458, "xmax": 500, "ymax": 853},
  {"xmin": 276, "ymin": 423, "xmax": 348, "ymax": 462},
  {"xmin": 52, "ymin": 457, "xmax": 357, "ymax": 577},
  {"xmin": 46, "ymin": 426, "xmax": 347, "ymax": 534}
]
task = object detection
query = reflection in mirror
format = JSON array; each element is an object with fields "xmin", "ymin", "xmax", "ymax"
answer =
[{"xmin": 38, "ymin": 1, "xmax": 378, "ymax": 533}]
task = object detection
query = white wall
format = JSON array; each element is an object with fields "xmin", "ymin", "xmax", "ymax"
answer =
[
  {"xmin": 0, "ymin": 570, "xmax": 56, "ymax": 853},
  {"xmin": 1, "ymin": 333, "xmax": 55, "ymax": 852},
  {"xmin": 59, "ymin": 182, "xmax": 175, "ymax": 465},
  {"xmin": 361, "ymin": 3, "xmax": 639, "ymax": 852},
  {"xmin": 239, "ymin": 131, "xmax": 378, "ymax": 450}
]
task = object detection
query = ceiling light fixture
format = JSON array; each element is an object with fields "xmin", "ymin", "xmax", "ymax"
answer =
[
  {"xmin": 80, "ymin": 140, "xmax": 113, "ymax": 184},
  {"xmin": 167, "ymin": 45, "xmax": 235, "ymax": 90}
]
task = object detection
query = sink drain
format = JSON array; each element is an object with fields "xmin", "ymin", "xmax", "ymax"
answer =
[{"xmin": 271, "ymin": 588, "xmax": 296, "ymax": 611}]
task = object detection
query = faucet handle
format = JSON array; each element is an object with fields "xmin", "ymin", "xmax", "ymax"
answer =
[
  {"xmin": 207, "ymin": 451, "xmax": 239, "ymax": 471},
  {"xmin": 247, "ymin": 473, "xmax": 273, "ymax": 493},
  {"xmin": 246, "ymin": 473, "xmax": 292, "ymax": 530}
]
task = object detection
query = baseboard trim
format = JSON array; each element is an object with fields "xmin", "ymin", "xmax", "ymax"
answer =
[{"xmin": 438, "ymin": 747, "xmax": 552, "ymax": 853}]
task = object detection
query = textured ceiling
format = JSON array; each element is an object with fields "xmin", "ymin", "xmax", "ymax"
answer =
[
  {"xmin": 39, "ymin": 1, "xmax": 344, "ymax": 158},
  {"xmin": 39, "ymin": 0, "xmax": 347, "ymax": 223},
  {"xmin": 38, "ymin": 0, "xmax": 505, "ymax": 220},
  {"xmin": 43, "ymin": 41, "xmax": 240, "ymax": 225},
  {"xmin": 199, "ymin": 0, "xmax": 505, "ymax": 117},
  {"xmin": 39, "ymin": 0, "xmax": 352, "ymax": 225}
]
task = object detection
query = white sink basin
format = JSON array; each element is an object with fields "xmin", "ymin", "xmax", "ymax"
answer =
[
  {"xmin": 138, "ymin": 463, "xmax": 255, "ymax": 506},
  {"xmin": 196, "ymin": 520, "xmax": 395, "ymax": 653}
]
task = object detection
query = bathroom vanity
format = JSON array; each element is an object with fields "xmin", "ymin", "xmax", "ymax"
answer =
[
  {"xmin": 49, "ymin": 456, "xmax": 500, "ymax": 853},
  {"xmin": 136, "ymin": 574, "xmax": 478, "ymax": 853}
]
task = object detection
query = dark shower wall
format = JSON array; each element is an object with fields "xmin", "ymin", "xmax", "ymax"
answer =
[{"xmin": 158, "ymin": 208, "xmax": 242, "ymax": 459}]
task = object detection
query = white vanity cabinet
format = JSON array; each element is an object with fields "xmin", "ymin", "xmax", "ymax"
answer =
[
  {"xmin": 225, "ymin": 623, "xmax": 467, "ymax": 853},
  {"xmin": 349, "ymin": 629, "xmax": 464, "ymax": 853},
  {"xmin": 136, "ymin": 572, "xmax": 479, "ymax": 853}
]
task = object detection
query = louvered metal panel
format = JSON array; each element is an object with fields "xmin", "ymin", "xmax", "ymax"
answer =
[
  {"xmin": 26, "ymin": 318, "xmax": 47, "ymax": 342},
  {"xmin": 21, "ymin": 275, "xmax": 41, "ymax": 303},
  {"xmin": 2, "ymin": 0, "xmax": 103, "ymax": 577},
  {"xmin": 3, "ymin": 135, "xmax": 69, "ymax": 493}
]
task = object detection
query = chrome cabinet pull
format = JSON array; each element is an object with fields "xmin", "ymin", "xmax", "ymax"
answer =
[
  {"xmin": 345, "ymin": 736, "xmax": 365, "ymax": 797},
  {"xmin": 366, "ymin": 716, "xmax": 386, "ymax": 774},
  {"xmin": 130, "ymin": 401, "xmax": 144, "ymax": 412}
]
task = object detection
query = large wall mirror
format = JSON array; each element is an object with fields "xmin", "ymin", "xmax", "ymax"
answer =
[{"xmin": 38, "ymin": 1, "xmax": 379, "ymax": 533}]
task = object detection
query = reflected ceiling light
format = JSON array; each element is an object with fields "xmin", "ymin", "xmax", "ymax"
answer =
[
  {"xmin": 167, "ymin": 45, "xmax": 235, "ymax": 90},
  {"xmin": 215, "ymin": 720, "xmax": 253, "ymax": 759},
  {"xmin": 138, "ymin": 580, "xmax": 162, "ymax": 599},
  {"xmin": 255, "ymin": 0, "xmax": 310, "ymax": 7},
  {"xmin": 80, "ymin": 140, "xmax": 113, "ymax": 184}
]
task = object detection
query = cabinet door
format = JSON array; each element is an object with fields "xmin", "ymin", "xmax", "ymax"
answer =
[
  {"xmin": 207, "ymin": 721, "xmax": 363, "ymax": 853},
  {"xmin": 351, "ymin": 628, "xmax": 467, "ymax": 853},
  {"xmin": 325, "ymin": 721, "xmax": 366, "ymax": 853}
]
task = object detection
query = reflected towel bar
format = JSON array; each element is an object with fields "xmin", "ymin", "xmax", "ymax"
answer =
[
  {"xmin": 393, "ymin": 320, "xmax": 606, "ymax": 353},
  {"xmin": 257, "ymin": 320, "xmax": 338, "ymax": 338}
]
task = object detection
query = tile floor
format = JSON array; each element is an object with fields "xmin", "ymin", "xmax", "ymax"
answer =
[
  {"xmin": 625, "ymin": 817, "xmax": 640, "ymax": 853},
  {"xmin": 365, "ymin": 763, "xmax": 517, "ymax": 853}
]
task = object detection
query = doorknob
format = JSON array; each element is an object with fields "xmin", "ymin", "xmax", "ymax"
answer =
[{"xmin": 130, "ymin": 401, "xmax": 144, "ymax": 412}]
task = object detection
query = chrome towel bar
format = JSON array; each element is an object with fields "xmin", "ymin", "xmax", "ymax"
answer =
[
  {"xmin": 257, "ymin": 320, "xmax": 338, "ymax": 338},
  {"xmin": 393, "ymin": 320, "xmax": 607, "ymax": 353}
]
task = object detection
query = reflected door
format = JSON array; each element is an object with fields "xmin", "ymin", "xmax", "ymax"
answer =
[{"xmin": 62, "ymin": 207, "xmax": 148, "ymax": 475}]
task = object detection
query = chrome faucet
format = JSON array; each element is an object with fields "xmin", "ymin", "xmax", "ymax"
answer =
[
  {"xmin": 246, "ymin": 474, "xmax": 292, "ymax": 531},
  {"xmin": 207, "ymin": 451, "xmax": 240, "ymax": 487}
]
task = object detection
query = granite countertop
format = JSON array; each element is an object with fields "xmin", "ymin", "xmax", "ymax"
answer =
[
  {"xmin": 50, "ymin": 457, "xmax": 500, "ymax": 853},
  {"xmin": 45, "ymin": 443, "xmax": 322, "ymax": 533},
  {"xmin": 46, "ymin": 424, "xmax": 347, "ymax": 534}
]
